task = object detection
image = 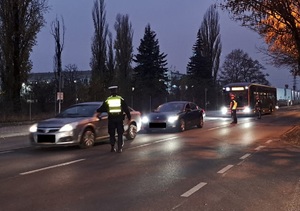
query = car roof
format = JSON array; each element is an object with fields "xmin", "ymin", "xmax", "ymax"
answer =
[
  {"xmin": 164, "ymin": 101, "xmax": 191, "ymax": 104},
  {"xmin": 72, "ymin": 101, "xmax": 103, "ymax": 106}
]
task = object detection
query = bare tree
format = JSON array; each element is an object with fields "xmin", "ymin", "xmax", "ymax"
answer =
[
  {"xmin": 0, "ymin": 0, "xmax": 49, "ymax": 113},
  {"xmin": 200, "ymin": 4, "xmax": 222, "ymax": 85},
  {"xmin": 89, "ymin": 0, "xmax": 109, "ymax": 101},
  {"xmin": 219, "ymin": 49, "xmax": 270, "ymax": 85},
  {"xmin": 50, "ymin": 16, "xmax": 65, "ymax": 113},
  {"xmin": 220, "ymin": 0, "xmax": 300, "ymax": 75},
  {"xmin": 114, "ymin": 13, "xmax": 134, "ymax": 99}
]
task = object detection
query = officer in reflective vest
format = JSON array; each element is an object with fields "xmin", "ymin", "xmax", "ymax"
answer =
[
  {"xmin": 97, "ymin": 86, "xmax": 131, "ymax": 153},
  {"xmin": 229, "ymin": 94, "xmax": 238, "ymax": 124}
]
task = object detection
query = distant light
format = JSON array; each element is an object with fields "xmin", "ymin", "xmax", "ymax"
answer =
[{"xmin": 232, "ymin": 87, "xmax": 244, "ymax": 91}]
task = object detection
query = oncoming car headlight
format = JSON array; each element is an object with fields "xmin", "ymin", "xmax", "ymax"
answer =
[
  {"xmin": 243, "ymin": 107, "xmax": 251, "ymax": 113},
  {"xmin": 59, "ymin": 123, "xmax": 78, "ymax": 132},
  {"xmin": 29, "ymin": 123, "xmax": 37, "ymax": 133},
  {"xmin": 221, "ymin": 106, "xmax": 228, "ymax": 115},
  {"xmin": 142, "ymin": 116, "xmax": 149, "ymax": 124},
  {"xmin": 168, "ymin": 115, "xmax": 179, "ymax": 123}
]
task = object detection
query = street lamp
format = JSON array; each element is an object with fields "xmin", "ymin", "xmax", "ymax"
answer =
[
  {"xmin": 131, "ymin": 86, "xmax": 135, "ymax": 108},
  {"xmin": 74, "ymin": 80, "xmax": 78, "ymax": 103}
]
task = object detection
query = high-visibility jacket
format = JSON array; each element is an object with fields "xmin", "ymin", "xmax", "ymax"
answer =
[
  {"xmin": 230, "ymin": 99, "xmax": 237, "ymax": 110},
  {"xmin": 106, "ymin": 95, "xmax": 123, "ymax": 114}
]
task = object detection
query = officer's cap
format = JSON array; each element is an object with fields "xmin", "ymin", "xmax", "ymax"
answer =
[
  {"xmin": 108, "ymin": 85, "xmax": 118, "ymax": 93},
  {"xmin": 108, "ymin": 85, "xmax": 118, "ymax": 90}
]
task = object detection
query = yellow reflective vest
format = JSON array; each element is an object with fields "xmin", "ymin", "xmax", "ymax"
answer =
[
  {"xmin": 230, "ymin": 99, "xmax": 237, "ymax": 110},
  {"xmin": 106, "ymin": 95, "xmax": 123, "ymax": 114}
]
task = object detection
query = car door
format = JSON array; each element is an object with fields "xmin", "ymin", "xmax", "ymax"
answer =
[
  {"xmin": 189, "ymin": 103, "xmax": 199, "ymax": 125},
  {"xmin": 94, "ymin": 112, "xmax": 109, "ymax": 139},
  {"xmin": 184, "ymin": 103, "xmax": 194, "ymax": 127}
]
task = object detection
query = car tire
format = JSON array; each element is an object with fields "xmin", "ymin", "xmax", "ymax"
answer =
[
  {"xmin": 79, "ymin": 128, "xmax": 95, "ymax": 149},
  {"xmin": 177, "ymin": 119, "xmax": 186, "ymax": 132},
  {"xmin": 197, "ymin": 116, "xmax": 204, "ymax": 128},
  {"xmin": 126, "ymin": 123, "xmax": 137, "ymax": 140}
]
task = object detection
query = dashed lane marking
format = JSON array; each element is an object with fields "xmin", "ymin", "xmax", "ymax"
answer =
[
  {"xmin": 217, "ymin": 165, "xmax": 234, "ymax": 174},
  {"xmin": 255, "ymin": 145, "xmax": 266, "ymax": 151},
  {"xmin": 181, "ymin": 182, "xmax": 207, "ymax": 197},
  {"xmin": 20, "ymin": 159, "xmax": 86, "ymax": 175},
  {"xmin": 240, "ymin": 153, "xmax": 251, "ymax": 160}
]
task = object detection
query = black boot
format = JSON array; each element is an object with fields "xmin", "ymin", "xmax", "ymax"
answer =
[{"xmin": 111, "ymin": 145, "xmax": 116, "ymax": 152}]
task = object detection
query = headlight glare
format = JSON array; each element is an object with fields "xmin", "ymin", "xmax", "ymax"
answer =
[
  {"xmin": 29, "ymin": 124, "xmax": 37, "ymax": 133},
  {"xmin": 243, "ymin": 107, "xmax": 251, "ymax": 113},
  {"xmin": 168, "ymin": 115, "xmax": 178, "ymax": 123},
  {"xmin": 142, "ymin": 116, "xmax": 149, "ymax": 124},
  {"xmin": 59, "ymin": 123, "xmax": 75, "ymax": 132}
]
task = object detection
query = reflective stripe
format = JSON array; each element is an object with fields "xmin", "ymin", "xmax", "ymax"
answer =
[
  {"xmin": 107, "ymin": 96, "xmax": 122, "ymax": 113},
  {"xmin": 231, "ymin": 100, "xmax": 237, "ymax": 109}
]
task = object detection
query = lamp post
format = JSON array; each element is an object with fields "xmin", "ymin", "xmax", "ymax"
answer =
[
  {"xmin": 131, "ymin": 86, "xmax": 135, "ymax": 108},
  {"xmin": 74, "ymin": 80, "xmax": 78, "ymax": 103}
]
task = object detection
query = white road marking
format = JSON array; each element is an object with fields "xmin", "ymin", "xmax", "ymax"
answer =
[
  {"xmin": 20, "ymin": 159, "xmax": 85, "ymax": 175},
  {"xmin": 255, "ymin": 146, "xmax": 265, "ymax": 151},
  {"xmin": 266, "ymin": 140, "xmax": 273, "ymax": 144},
  {"xmin": 217, "ymin": 165, "xmax": 234, "ymax": 174},
  {"xmin": 240, "ymin": 153, "xmax": 251, "ymax": 160},
  {"xmin": 181, "ymin": 182, "xmax": 207, "ymax": 197},
  {"xmin": 129, "ymin": 137, "xmax": 177, "ymax": 150},
  {"xmin": 0, "ymin": 150, "xmax": 13, "ymax": 154}
]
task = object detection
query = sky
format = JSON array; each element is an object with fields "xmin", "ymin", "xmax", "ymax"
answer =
[{"xmin": 30, "ymin": 0, "xmax": 298, "ymax": 89}]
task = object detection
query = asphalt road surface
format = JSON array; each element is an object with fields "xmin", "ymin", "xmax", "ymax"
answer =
[{"xmin": 0, "ymin": 106, "xmax": 300, "ymax": 211}]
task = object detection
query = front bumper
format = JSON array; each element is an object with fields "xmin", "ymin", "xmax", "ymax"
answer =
[{"xmin": 29, "ymin": 130, "xmax": 79, "ymax": 147}]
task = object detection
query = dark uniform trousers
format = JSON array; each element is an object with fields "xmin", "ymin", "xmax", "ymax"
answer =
[{"xmin": 108, "ymin": 114, "xmax": 124, "ymax": 150}]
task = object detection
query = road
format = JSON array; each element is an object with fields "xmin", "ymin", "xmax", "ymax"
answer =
[{"xmin": 0, "ymin": 106, "xmax": 300, "ymax": 210}]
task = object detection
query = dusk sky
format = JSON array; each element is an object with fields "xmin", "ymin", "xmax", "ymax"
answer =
[{"xmin": 30, "ymin": 0, "xmax": 298, "ymax": 89}]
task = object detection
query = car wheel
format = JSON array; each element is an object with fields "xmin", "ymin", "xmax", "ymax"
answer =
[
  {"xmin": 197, "ymin": 116, "xmax": 204, "ymax": 128},
  {"xmin": 79, "ymin": 128, "xmax": 95, "ymax": 149},
  {"xmin": 126, "ymin": 123, "xmax": 137, "ymax": 140},
  {"xmin": 177, "ymin": 119, "xmax": 186, "ymax": 132}
]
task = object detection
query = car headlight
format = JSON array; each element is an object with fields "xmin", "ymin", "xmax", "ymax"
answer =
[
  {"xmin": 142, "ymin": 116, "xmax": 149, "ymax": 124},
  {"xmin": 168, "ymin": 115, "xmax": 178, "ymax": 123},
  {"xmin": 29, "ymin": 123, "xmax": 37, "ymax": 133},
  {"xmin": 243, "ymin": 107, "xmax": 251, "ymax": 113},
  {"xmin": 221, "ymin": 106, "xmax": 228, "ymax": 115},
  {"xmin": 59, "ymin": 123, "xmax": 77, "ymax": 132}
]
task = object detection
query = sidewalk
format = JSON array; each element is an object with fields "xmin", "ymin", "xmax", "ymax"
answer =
[{"xmin": 0, "ymin": 124, "xmax": 30, "ymax": 138}]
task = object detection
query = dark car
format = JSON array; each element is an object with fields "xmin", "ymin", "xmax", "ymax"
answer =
[
  {"xmin": 141, "ymin": 101, "xmax": 205, "ymax": 132},
  {"xmin": 29, "ymin": 102, "xmax": 142, "ymax": 149}
]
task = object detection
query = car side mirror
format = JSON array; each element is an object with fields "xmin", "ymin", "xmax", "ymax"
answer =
[{"xmin": 97, "ymin": 112, "xmax": 108, "ymax": 119}]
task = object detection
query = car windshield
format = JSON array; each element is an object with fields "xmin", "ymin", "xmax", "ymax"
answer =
[
  {"xmin": 156, "ymin": 102, "xmax": 185, "ymax": 112},
  {"xmin": 56, "ymin": 104, "xmax": 99, "ymax": 118}
]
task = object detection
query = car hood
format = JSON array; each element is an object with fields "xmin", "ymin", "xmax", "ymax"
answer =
[
  {"xmin": 147, "ymin": 111, "xmax": 182, "ymax": 117},
  {"xmin": 37, "ymin": 117, "xmax": 88, "ymax": 128}
]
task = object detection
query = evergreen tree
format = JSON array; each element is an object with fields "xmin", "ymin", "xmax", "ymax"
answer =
[{"xmin": 133, "ymin": 24, "xmax": 169, "ymax": 112}]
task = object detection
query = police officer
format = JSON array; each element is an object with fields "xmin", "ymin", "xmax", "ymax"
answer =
[
  {"xmin": 97, "ymin": 86, "xmax": 131, "ymax": 153},
  {"xmin": 229, "ymin": 94, "xmax": 238, "ymax": 124}
]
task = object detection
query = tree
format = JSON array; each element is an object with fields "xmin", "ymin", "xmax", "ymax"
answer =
[
  {"xmin": 106, "ymin": 32, "xmax": 115, "ymax": 86},
  {"xmin": 89, "ymin": 0, "xmax": 109, "ymax": 101},
  {"xmin": 0, "ymin": 0, "xmax": 49, "ymax": 113},
  {"xmin": 50, "ymin": 16, "xmax": 65, "ymax": 113},
  {"xmin": 114, "ymin": 13, "xmax": 134, "ymax": 100},
  {"xmin": 186, "ymin": 28, "xmax": 211, "ymax": 108},
  {"xmin": 220, "ymin": 0, "xmax": 300, "ymax": 75},
  {"xmin": 199, "ymin": 4, "xmax": 222, "ymax": 84},
  {"xmin": 133, "ymin": 24, "xmax": 169, "ymax": 112},
  {"xmin": 219, "ymin": 49, "xmax": 270, "ymax": 86}
]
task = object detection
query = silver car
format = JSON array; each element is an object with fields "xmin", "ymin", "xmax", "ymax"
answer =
[{"xmin": 29, "ymin": 102, "xmax": 141, "ymax": 148}]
